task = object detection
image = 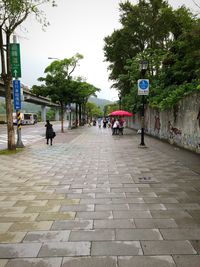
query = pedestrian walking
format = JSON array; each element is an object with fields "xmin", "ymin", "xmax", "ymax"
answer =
[
  {"xmin": 112, "ymin": 119, "xmax": 120, "ymax": 135},
  {"xmin": 45, "ymin": 120, "xmax": 55, "ymax": 145},
  {"xmin": 97, "ymin": 117, "xmax": 102, "ymax": 128}
]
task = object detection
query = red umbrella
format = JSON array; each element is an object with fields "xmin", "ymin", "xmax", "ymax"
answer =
[{"xmin": 108, "ymin": 110, "xmax": 133, "ymax": 117}]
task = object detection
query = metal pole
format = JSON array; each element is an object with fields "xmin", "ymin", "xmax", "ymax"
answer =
[
  {"xmin": 140, "ymin": 95, "xmax": 145, "ymax": 146},
  {"xmin": 119, "ymin": 96, "xmax": 122, "ymax": 110}
]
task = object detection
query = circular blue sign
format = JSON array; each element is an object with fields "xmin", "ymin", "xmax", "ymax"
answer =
[{"xmin": 139, "ymin": 79, "xmax": 149, "ymax": 90}]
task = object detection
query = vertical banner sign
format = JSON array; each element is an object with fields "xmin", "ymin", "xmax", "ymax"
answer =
[
  {"xmin": 9, "ymin": 43, "xmax": 21, "ymax": 78},
  {"xmin": 13, "ymin": 79, "xmax": 21, "ymax": 110}
]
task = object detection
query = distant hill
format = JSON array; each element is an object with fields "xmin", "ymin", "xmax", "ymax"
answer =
[{"xmin": 89, "ymin": 97, "xmax": 113, "ymax": 111}]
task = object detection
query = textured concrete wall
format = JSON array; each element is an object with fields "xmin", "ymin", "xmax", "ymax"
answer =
[{"xmin": 127, "ymin": 92, "xmax": 200, "ymax": 153}]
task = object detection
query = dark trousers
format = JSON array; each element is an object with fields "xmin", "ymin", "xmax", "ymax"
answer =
[{"xmin": 112, "ymin": 127, "xmax": 119, "ymax": 135}]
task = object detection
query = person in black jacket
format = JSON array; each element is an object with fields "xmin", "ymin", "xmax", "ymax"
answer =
[{"xmin": 45, "ymin": 120, "xmax": 54, "ymax": 145}]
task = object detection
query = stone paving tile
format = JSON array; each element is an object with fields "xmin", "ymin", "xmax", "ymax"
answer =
[
  {"xmin": 0, "ymin": 232, "xmax": 26, "ymax": 243},
  {"xmin": 62, "ymin": 256, "xmax": 118, "ymax": 267},
  {"xmin": 150, "ymin": 210, "xmax": 192, "ymax": 219},
  {"xmin": 91, "ymin": 241, "xmax": 142, "ymax": 256},
  {"xmin": 113, "ymin": 211, "xmax": 152, "ymax": 219},
  {"xmin": 141, "ymin": 240, "xmax": 197, "ymax": 255},
  {"xmin": 0, "ymin": 213, "xmax": 38, "ymax": 223},
  {"xmin": 14, "ymin": 200, "xmax": 48, "ymax": 207},
  {"xmin": 23, "ymin": 230, "xmax": 70, "ymax": 242},
  {"xmin": 80, "ymin": 198, "xmax": 112, "ymax": 204},
  {"xmin": 38, "ymin": 242, "xmax": 90, "ymax": 257},
  {"xmin": 69, "ymin": 229, "xmax": 115, "ymax": 241},
  {"xmin": 76, "ymin": 211, "xmax": 112, "ymax": 219},
  {"xmin": 47, "ymin": 199, "xmax": 80, "ymax": 205},
  {"xmin": 51, "ymin": 219, "xmax": 93, "ymax": 230},
  {"xmin": 94, "ymin": 219, "xmax": 135, "ymax": 229},
  {"xmin": 173, "ymin": 255, "xmax": 200, "ymax": 266},
  {"xmin": 0, "ymin": 202, "xmax": 16, "ymax": 208},
  {"xmin": 129, "ymin": 203, "xmax": 166, "ymax": 210},
  {"xmin": 118, "ymin": 256, "xmax": 176, "ymax": 267},
  {"xmin": 9, "ymin": 221, "xmax": 53, "ymax": 232},
  {"xmin": 116, "ymin": 229, "xmax": 163, "ymax": 240},
  {"xmin": 95, "ymin": 204, "xmax": 129, "ymax": 211},
  {"xmin": 36, "ymin": 212, "xmax": 75, "ymax": 221},
  {"xmin": 66, "ymin": 193, "xmax": 95, "ymax": 199},
  {"xmin": 160, "ymin": 228, "xmax": 200, "ymax": 240},
  {"xmin": 60, "ymin": 204, "xmax": 94, "ymax": 212},
  {"xmin": 111, "ymin": 198, "xmax": 145, "ymax": 204},
  {"xmin": 24, "ymin": 205, "xmax": 61, "ymax": 213},
  {"xmin": 190, "ymin": 240, "xmax": 200, "ymax": 254},
  {"xmin": 0, "ymin": 223, "xmax": 13, "ymax": 233},
  {"xmin": 0, "ymin": 207, "xmax": 26, "ymax": 214},
  {"xmin": 0, "ymin": 260, "xmax": 7, "ymax": 267},
  {"xmin": 174, "ymin": 217, "xmax": 200, "ymax": 228},
  {"xmin": 5, "ymin": 257, "xmax": 62, "ymax": 267},
  {"xmin": 0, "ymin": 243, "xmax": 42, "ymax": 258},
  {"xmin": 134, "ymin": 218, "xmax": 178, "ymax": 228},
  {"xmin": 143, "ymin": 197, "xmax": 179, "ymax": 204}
]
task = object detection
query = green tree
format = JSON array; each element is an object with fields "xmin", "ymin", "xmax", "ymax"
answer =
[
  {"xmin": 32, "ymin": 54, "xmax": 83, "ymax": 132},
  {"xmin": 85, "ymin": 102, "xmax": 102, "ymax": 122},
  {"xmin": 0, "ymin": 0, "xmax": 56, "ymax": 150},
  {"xmin": 104, "ymin": 0, "xmax": 200, "ymax": 112}
]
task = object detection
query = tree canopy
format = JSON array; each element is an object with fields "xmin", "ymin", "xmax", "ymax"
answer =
[
  {"xmin": 103, "ymin": 0, "xmax": 200, "ymax": 112},
  {"xmin": 32, "ymin": 55, "xmax": 100, "ymax": 131}
]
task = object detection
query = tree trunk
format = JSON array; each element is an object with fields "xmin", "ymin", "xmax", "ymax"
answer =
[
  {"xmin": 60, "ymin": 102, "xmax": 64, "ymax": 133},
  {"xmin": 1, "ymin": 30, "xmax": 16, "ymax": 150},
  {"xmin": 75, "ymin": 103, "xmax": 78, "ymax": 127},
  {"xmin": 79, "ymin": 103, "xmax": 82, "ymax": 125}
]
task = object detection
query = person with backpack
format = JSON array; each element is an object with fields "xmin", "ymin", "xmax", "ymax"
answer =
[{"xmin": 45, "ymin": 120, "xmax": 55, "ymax": 145}]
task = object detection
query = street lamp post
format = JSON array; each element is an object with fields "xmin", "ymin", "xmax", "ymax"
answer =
[
  {"xmin": 118, "ymin": 94, "xmax": 122, "ymax": 110},
  {"xmin": 139, "ymin": 60, "xmax": 148, "ymax": 147}
]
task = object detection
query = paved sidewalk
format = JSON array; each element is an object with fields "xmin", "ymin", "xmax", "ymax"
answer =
[{"xmin": 0, "ymin": 126, "xmax": 199, "ymax": 267}]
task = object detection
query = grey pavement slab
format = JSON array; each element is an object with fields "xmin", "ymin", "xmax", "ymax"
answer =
[
  {"xmin": 5, "ymin": 258, "xmax": 62, "ymax": 267},
  {"xmin": 141, "ymin": 240, "xmax": 197, "ymax": 255},
  {"xmin": 23, "ymin": 230, "xmax": 70, "ymax": 242},
  {"xmin": 0, "ymin": 243, "xmax": 42, "ymax": 258},
  {"xmin": 62, "ymin": 256, "xmax": 118, "ymax": 267},
  {"xmin": 134, "ymin": 218, "xmax": 178, "ymax": 228},
  {"xmin": 173, "ymin": 255, "xmax": 200, "ymax": 267},
  {"xmin": 91, "ymin": 241, "xmax": 143, "ymax": 256},
  {"xmin": 116, "ymin": 229, "xmax": 163, "ymax": 240},
  {"xmin": 118, "ymin": 256, "xmax": 176, "ymax": 267},
  {"xmin": 0, "ymin": 126, "xmax": 200, "ymax": 264},
  {"xmin": 160, "ymin": 228, "xmax": 200, "ymax": 240},
  {"xmin": 94, "ymin": 219, "xmax": 135, "ymax": 229},
  {"xmin": 38, "ymin": 242, "xmax": 91, "ymax": 257},
  {"xmin": 69, "ymin": 229, "xmax": 115, "ymax": 241}
]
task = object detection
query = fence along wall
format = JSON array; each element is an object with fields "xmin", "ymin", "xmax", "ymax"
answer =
[{"xmin": 127, "ymin": 92, "xmax": 200, "ymax": 153}]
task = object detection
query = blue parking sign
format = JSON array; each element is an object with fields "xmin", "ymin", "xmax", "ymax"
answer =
[{"xmin": 13, "ymin": 79, "xmax": 21, "ymax": 110}]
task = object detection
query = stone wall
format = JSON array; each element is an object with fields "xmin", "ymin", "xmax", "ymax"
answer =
[{"xmin": 126, "ymin": 92, "xmax": 200, "ymax": 153}]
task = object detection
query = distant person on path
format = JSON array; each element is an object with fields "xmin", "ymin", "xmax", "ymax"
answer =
[
  {"xmin": 103, "ymin": 117, "xmax": 107, "ymax": 128},
  {"xmin": 97, "ymin": 117, "xmax": 102, "ymax": 128},
  {"xmin": 45, "ymin": 120, "xmax": 55, "ymax": 145},
  {"xmin": 119, "ymin": 118, "xmax": 125, "ymax": 135},
  {"xmin": 112, "ymin": 118, "xmax": 120, "ymax": 135}
]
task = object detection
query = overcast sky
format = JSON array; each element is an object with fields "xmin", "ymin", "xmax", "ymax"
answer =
[{"xmin": 17, "ymin": 0, "xmax": 199, "ymax": 101}]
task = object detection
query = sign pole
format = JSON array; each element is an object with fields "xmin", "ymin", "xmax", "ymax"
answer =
[{"xmin": 12, "ymin": 35, "xmax": 24, "ymax": 148}]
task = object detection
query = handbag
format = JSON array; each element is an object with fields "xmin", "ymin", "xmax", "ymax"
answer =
[{"xmin": 53, "ymin": 131, "xmax": 56, "ymax": 138}]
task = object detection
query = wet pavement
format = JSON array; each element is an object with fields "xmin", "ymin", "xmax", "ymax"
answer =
[{"xmin": 0, "ymin": 126, "xmax": 199, "ymax": 267}]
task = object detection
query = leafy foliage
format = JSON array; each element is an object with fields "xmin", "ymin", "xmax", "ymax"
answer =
[{"xmin": 103, "ymin": 0, "xmax": 200, "ymax": 111}]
